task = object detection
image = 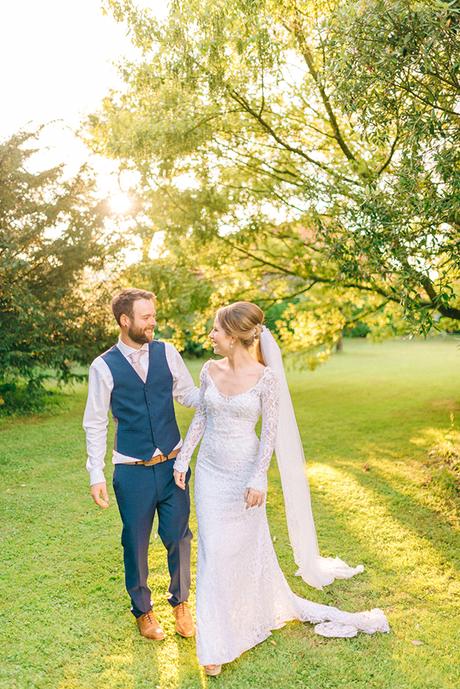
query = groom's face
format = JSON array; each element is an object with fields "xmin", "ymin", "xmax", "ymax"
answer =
[{"xmin": 124, "ymin": 298, "xmax": 157, "ymax": 344}]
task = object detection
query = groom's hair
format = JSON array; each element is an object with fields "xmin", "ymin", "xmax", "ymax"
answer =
[{"xmin": 111, "ymin": 288, "xmax": 156, "ymax": 325}]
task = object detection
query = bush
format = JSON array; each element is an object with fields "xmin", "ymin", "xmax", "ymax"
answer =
[{"xmin": 0, "ymin": 379, "xmax": 50, "ymax": 415}]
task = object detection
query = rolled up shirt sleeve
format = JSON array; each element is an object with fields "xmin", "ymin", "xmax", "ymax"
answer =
[
  {"xmin": 166, "ymin": 343, "xmax": 200, "ymax": 408},
  {"xmin": 83, "ymin": 359, "xmax": 113, "ymax": 486}
]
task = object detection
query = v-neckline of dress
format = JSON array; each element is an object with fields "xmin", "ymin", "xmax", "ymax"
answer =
[{"xmin": 206, "ymin": 365, "xmax": 268, "ymax": 400}]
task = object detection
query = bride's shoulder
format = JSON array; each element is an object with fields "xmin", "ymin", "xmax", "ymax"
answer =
[
  {"xmin": 205, "ymin": 357, "xmax": 233, "ymax": 376},
  {"xmin": 200, "ymin": 358, "xmax": 217, "ymax": 381},
  {"xmin": 254, "ymin": 361, "xmax": 267, "ymax": 378},
  {"xmin": 260, "ymin": 365, "xmax": 277, "ymax": 387}
]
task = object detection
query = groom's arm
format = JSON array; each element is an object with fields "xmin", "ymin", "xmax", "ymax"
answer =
[
  {"xmin": 83, "ymin": 358, "xmax": 113, "ymax": 506},
  {"xmin": 165, "ymin": 343, "xmax": 200, "ymax": 408}
]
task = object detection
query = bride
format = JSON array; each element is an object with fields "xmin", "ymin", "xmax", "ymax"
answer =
[{"xmin": 173, "ymin": 302, "xmax": 389, "ymax": 676}]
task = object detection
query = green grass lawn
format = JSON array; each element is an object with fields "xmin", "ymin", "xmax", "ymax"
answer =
[{"xmin": 1, "ymin": 337, "xmax": 459, "ymax": 689}]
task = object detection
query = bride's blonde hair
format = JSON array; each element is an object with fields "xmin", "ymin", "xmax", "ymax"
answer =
[{"xmin": 216, "ymin": 301, "xmax": 265, "ymax": 364}]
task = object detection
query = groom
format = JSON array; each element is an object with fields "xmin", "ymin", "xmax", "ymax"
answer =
[{"xmin": 83, "ymin": 288, "xmax": 199, "ymax": 640}]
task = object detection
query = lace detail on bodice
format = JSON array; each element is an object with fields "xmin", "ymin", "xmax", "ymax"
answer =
[{"xmin": 173, "ymin": 360, "xmax": 279, "ymax": 491}]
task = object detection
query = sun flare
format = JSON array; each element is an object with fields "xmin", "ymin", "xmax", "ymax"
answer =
[{"xmin": 109, "ymin": 192, "xmax": 133, "ymax": 215}]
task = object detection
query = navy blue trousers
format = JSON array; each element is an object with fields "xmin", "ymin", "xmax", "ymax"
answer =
[{"xmin": 112, "ymin": 460, "xmax": 192, "ymax": 617}]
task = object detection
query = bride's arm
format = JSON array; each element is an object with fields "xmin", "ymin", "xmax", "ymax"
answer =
[
  {"xmin": 246, "ymin": 368, "xmax": 280, "ymax": 493},
  {"xmin": 173, "ymin": 361, "xmax": 210, "ymax": 478}
]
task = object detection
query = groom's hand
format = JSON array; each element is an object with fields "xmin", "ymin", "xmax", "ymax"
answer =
[
  {"xmin": 244, "ymin": 488, "xmax": 265, "ymax": 509},
  {"xmin": 90, "ymin": 482, "xmax": 109, "ymax": 509},
  {"xmin": 174, "ymin": 470, "xmax": 186, "ymax": 490}
]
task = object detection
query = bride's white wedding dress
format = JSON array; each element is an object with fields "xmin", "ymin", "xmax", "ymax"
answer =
[{"xmin": 174, "ymin": 360, "xmax": 389, "ymax": 666}]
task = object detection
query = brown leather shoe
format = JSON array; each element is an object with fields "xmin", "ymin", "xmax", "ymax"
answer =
[
  {"xmin": 136, "ymin": 609, "xmax": 165, "ymax": 640},
  {"xmin": 172, "ymin": 602, "xmax": 195, "ymax": 637}
]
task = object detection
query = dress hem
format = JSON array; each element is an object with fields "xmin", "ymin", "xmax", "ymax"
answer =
[{"xmin": 198, "ymin": 616, "xmax": 295, "ymax": 666}]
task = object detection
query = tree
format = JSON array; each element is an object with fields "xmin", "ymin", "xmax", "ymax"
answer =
[
  {"xmin": 88, "ymin": 0, "xmax": 460, "ymax": 356},
  {"xmin": 0, "ymin": 130, "xmax": 120, "ymax": 412},
  {"xmin": 122, "ymin": 253, "xmax": 214, "ymax": 352}
]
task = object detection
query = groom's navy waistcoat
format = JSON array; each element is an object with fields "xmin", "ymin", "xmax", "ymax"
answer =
[{"xmin": 102, "ymin": 341, "xmax": 180, "ymax": 459}]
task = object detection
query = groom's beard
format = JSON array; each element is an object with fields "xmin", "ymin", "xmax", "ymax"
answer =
[{"xmin": 127, "ymin": 325, "xmax": 154, "ymax": 344}]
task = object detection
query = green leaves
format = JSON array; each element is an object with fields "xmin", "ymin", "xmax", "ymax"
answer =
[
  {"xmin": 0, "ymin": 131, "xmax": 120, "ymax": 411},
  {"xmin": 88, "ymin": 0, "xmax": 460, "ymax": 356}
]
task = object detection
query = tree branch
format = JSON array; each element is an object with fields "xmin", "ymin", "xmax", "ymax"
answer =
[
  {"xmin": 377, "ymin": 127, "xmax": 400, "ymax": 176},
  {"xmin": 290, "ymin": 26, "xmax": 358, "ymax": 163},
  {"xmin": 227, "ymin": 89, "xmax": 360, "ymax": 186},
  {"xmin": 421, "ymin": 276, "xmax": 460, "ymax": 320}
]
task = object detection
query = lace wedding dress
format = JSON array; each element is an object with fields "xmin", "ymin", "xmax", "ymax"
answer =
[{"xmin": 174, "ymin": 361, "xmax": 389, "ymax": 666}]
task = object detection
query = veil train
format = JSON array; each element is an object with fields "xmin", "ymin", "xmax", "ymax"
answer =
[{"xmin": 260, "ymin": 326, "xmax": 364, "ymax": 589}]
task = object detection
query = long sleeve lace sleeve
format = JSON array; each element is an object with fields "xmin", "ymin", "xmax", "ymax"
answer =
[
  {"xmin": 247, "ymin": 368, "xmax": 280, "ymax": 492},
  {"xmin": 173, "ymin": 360, "xmax": 210, "ymax": 473}
]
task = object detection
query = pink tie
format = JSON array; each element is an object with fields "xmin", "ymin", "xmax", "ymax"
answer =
[{"xmin": 130, "ymin": 349, "xmax": 147, "ymax": 382}]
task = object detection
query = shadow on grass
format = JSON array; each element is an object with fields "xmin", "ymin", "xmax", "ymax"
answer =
[{"xmin": 329, "ymin": 453, "xmax": 460, "ymax": 575}]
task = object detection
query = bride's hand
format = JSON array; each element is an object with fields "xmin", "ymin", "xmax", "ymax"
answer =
[
  {"xmin": 244, "ymin": 488, "xmax": 265, "ymax": 509},
  {"xmin": 174, "ymin": 470, "xmax": 186, "ymax": 490}
]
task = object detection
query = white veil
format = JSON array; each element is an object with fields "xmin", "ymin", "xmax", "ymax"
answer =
[{"xmin": 259, "ymin": 325, "xmax": 364, "ymax": 589}]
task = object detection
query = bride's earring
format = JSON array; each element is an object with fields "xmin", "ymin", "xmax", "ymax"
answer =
[{"xmin": 230, "ymin": 340, "xmax": 234, "ymax": 349}]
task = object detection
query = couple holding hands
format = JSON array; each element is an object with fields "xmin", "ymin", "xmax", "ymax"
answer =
[{"xmin": 83, "ymin": 288, "xmax": 388, "ymax": 677}]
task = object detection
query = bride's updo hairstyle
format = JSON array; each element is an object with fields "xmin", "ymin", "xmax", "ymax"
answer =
[{"xmin": 216, "ymin": 301, "xmax": 265, "ymax": 363}]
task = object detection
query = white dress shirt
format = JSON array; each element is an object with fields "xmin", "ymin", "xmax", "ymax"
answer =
[{"xmin": 83, "ymin": 338, "xmax": 200, "ymax": 485}]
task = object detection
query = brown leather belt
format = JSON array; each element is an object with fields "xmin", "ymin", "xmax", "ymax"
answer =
[{"xmin": 128, "ymin": 448, "xmax": 180, "ymax": 467}]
